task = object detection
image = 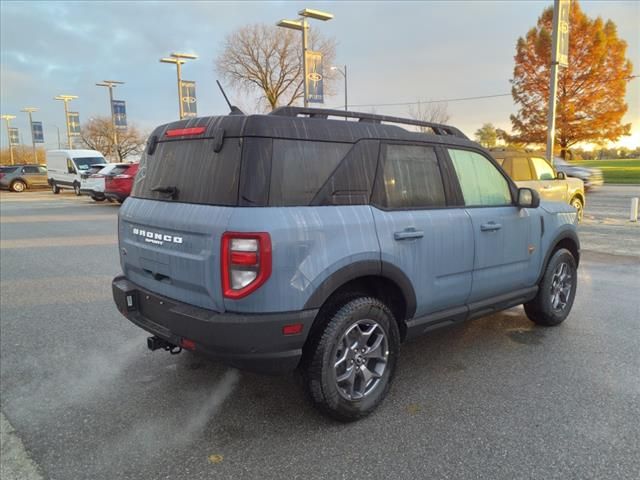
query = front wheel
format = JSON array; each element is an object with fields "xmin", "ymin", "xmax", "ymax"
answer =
[
  {"xmin": 73, "ymin": 182, "xmax": 81, "ymax": 196},
  {"xmin": 302, "ymin": 296, "xmax": 400, "ymax": 422},
  {"xmin": 570, "ymin": 196, "xmax": 584, "ymax": 223},
  {"xmin": 11, "ymin": 180, "xmax": 26, "ymax": 193},
  {"xmin": 524, "ymin": 248, "xmax": 577, "ymax": 326}
]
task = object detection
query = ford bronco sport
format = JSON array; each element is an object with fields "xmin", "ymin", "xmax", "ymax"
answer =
[{"xmin": 112, "ymin": 107, "xmax": 580, "ymax": 421}]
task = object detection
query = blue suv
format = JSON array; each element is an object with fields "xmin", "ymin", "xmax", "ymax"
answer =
[{"xmin": 112, "ymin": 107, "xmax": 580, "ymax": 421}]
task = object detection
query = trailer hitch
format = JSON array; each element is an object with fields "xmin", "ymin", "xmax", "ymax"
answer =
[{"xmin": 147, "ymin": 336, "xmax": 182, "ymax": 355}]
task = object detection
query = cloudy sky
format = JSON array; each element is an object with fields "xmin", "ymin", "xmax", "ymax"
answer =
[{"xmin": 1, "ymin": 0, "xmax": 638, "ymax": 150}]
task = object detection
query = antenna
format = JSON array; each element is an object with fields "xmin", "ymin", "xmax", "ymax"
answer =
[{"xmin": 216, "ymin": 80, "xmax": 244, "ymax": 115}]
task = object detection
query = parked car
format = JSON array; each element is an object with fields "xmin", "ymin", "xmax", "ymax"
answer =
[
  {"xmin": 47, "ymin": 149, "xmax": 106, "ymax": 195},
  {"xmin": 0, "ymin": 164, "xmax": 48, "ymax": 192},
  {"xmin": 80, "ymin": 163, "xmax": 122, "ymax": 201},
  {"xmin": 112, "ymin": 108, "xmax": 580, "ymax": 421},
  {"xmin": 553, "ymin": 157, "xmax": 603, "ymax": 190},
  {"xmin": 104, "ymin": 163, "xmax": 139, "ymax": 203},
  {"xmin": 490, "ymin": 149, "xmax": 586, "ymax": 222}
]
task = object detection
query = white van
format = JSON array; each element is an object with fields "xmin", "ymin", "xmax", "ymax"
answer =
[{"xmin": 46, "ymin": 149, "xmax": 107, "ymax": 195}]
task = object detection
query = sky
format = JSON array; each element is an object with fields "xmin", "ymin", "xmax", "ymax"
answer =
[{"xmin": 0, "ymin": 0, "xmax": 638, "ymax": 151}]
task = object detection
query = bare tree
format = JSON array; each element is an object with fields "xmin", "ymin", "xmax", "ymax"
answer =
[
  {"xmin": 80, "ymin": 117, "xmax": 147, "ymax": 161},
  {"xmin": 215, "ymin": 23, "xmax": 337, "ymax": 111},
  {"xmin": 408, "ymin": 101, "xmax": 450, "ymax": 132}
]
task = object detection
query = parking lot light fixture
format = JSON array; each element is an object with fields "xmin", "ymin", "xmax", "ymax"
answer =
[
  {"xmin": 277, "ymin": 8, "xmax": 333, "ymax": 108},
  {"xmin": 21, "ymin": 107, "xmax": 39, "ymax": 162},
  {"xmin": 54, "ymin": 95, "xmax": 78, "ymax": 149},
  {"xmin": 160, "ymin": 53, "xmax": 198, "ymax": 119},
  {"xmin": 1, "ymin": 114, "xmax": 17, "ymax": 165},
  {"xmin": 96, "ymin": 80, "xmax": 125, "ymax": 161},
  {"xmin": 331, "ymin": 65, "xmax": 348, "ymax": 112}
]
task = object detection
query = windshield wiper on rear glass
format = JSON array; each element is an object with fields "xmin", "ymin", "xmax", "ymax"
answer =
[{"xmin": 151, "ymin": 185, "xmax": 178, "ymax": 200}]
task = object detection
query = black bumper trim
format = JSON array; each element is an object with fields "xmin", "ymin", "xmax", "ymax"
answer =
[{"xmin": 112, "ymin": 276, "xmax": 318, "ymax": 374}]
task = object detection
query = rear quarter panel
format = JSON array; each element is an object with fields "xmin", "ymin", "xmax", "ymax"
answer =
[{"xmin": 224, "ymin": 206, "xmax": 380, "ymax": 313}]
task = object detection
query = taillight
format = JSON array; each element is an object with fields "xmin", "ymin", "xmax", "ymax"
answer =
[{"xmin": 221, "ymin": 232, "xmax": 271, "ymax": 299}]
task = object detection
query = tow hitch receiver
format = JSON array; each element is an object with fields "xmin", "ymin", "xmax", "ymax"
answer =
[{"xmin": 147, "ymin": 336, "xmax": 182, "ymax": 355}]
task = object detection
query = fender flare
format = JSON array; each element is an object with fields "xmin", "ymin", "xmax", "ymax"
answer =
[
  {"xmin": 537, "ymin": 228, "xmax": 581, "ymax": 284},
  {"xmin": 303, "ymin": 260, "xmax": 417, "ymax": 319}
]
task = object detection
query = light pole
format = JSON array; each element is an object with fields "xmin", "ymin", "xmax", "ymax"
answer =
[
  {"xmin": 96, "ymin": 80, "xmax": 124, "ymax": 161},
  {"xmin": 331, "ymin": 65, "xmax": 348, "ymax": 111},
  {"xmin": 160, "ymin": 53, "xmax": 198, "ymax": 119},
  {"xmin": 1, "ymin": 114, "xmax": 16, "ymax": 165},
  {"xmin": 277, "ymin": 8, "xmax": 334, "ymax": 108},
  {"xmin": 21, "ymin": 107, "xmax": 39, "ymax": 162},
  {"xmin": 54, "ymin": 95, "xmax": 78, "ymax": 149}
]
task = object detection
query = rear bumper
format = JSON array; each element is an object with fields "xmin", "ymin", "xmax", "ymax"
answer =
[
  {"xmin": 112, "ymin": 276, "xmax": 318, "ymax": 374},
  {"xmin": 80, "ymin": 188, "xmax": 104, "ymax": 198}
]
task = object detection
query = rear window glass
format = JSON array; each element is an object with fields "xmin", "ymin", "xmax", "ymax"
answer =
[
  {"xmin": 132, "ymin": 138, "xmax": 241, "ymax": 206},
  {"xmin": 111, "ymin": 165, "xmax": 131, "ymax": 175},
  {"xmin": 269, "ymin": 140, "xmax": 351, "ymax": 206},
  {"xmin": 87, "ymin": 165, "xmax": 106, "ymax": 175}
]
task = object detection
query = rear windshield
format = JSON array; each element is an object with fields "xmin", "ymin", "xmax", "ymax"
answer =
[
  {"xmin": 87, "ymin": 165, "xmax": 106, "ymax": 175},
  {"xmin": 111, "ymin": 165, "xmax": 132, "ymax": 176},
  {"xmin": 131, "ymin": 138, "xmax": 241, "ymax": 205}
]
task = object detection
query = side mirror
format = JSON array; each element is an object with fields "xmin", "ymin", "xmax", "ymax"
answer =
[
  {"xmin": 556, "ymin": 171, "xmax": 566, "ymax": 180},
  {"xmin": 517, "ymin": 187, "xmax": 540, "ymax": 208}
]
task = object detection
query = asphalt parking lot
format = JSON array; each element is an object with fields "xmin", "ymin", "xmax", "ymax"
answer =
[{"xmin": 1, "ymin": 187, "xmax": 639, "ymax": 479}]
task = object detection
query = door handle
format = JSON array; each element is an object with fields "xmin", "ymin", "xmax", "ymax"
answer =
[
  {"xmin": 394, "ymin": 228, "xmax": 424, "ymax": 240},
  {"xmin": 480, "ymin": 222, "xmax": 502, "ymax": 232}
]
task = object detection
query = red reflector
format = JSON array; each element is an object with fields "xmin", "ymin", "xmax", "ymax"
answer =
[
  {"xmin": 165, "ymin": 127, "xmax": 206, "ymax": 137},
  {"xmin": 230, "ymin": 251, "xmax": 258, "ymax": 265},
  {"xmin": 282, "ymin": 323, "xmax": 304, "ymax": 336},
  {"xmin": 179, "ymin": 338, "xmax": 196, "ymax": 351}
]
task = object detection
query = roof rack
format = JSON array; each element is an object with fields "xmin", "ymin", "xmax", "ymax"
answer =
[{"xmin": 270, "ymin": 107, "xmax": 468, "ymax": 139}]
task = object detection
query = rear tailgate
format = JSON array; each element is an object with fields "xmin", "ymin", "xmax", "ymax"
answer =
[
  {"xmin": 119, "ymin": 120, "xmax": 242, "ymax": 312},
  {"xmin": 119, "ymin": 199, "xmax": 232, "ymax": 311}
]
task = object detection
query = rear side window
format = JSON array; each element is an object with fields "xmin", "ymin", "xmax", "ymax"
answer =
[
  {"xmin": 269, "ymin": 140, "xmax": 350, "ymax": 206},
  {"xmin": 1, "ymin": 167, "xmax": 18, "ymax": 173},
  {"xmin": 502, "ymin": 157, "xmax": 534, "ymax": 181},
  {"xmin": 449, "ymin": 149, "xmax": 512, "ymax": 206},
  {"xmin": 132, "ymin": 138, "xmax": 241, "ymax": 206},
  {"xmin": 381, "ymin": 144, "xmax": 446, "ymax": 208}
]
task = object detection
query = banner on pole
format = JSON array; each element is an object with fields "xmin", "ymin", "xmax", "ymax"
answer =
[
  {"xmin": 8, "ymin": 127, "xmax": 20, "ymax": 145},
  {"xmin": 180, "ymin": 81, "xmax": 197, "ymax": 118},
  {"xmin": 112, "ymin": 100, "xmax": 127, "ymax": 130},
  {"xmin": 305, "ymin": 50, "xmax": 324, "ymax": 103},
  {"xmin": 558, "ymin": 0, "xmax": 570, "ymax": 67},
  {"xmin": 67, "ymin": 112, "xmax": 81, "ymax": 136},
  {"xmin": 31, "ymin": 121, "xmax": 44, "ymax": 143}
]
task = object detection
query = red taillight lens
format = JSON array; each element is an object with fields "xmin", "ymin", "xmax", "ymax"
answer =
[
  {"xmin": 165, "ymin": 127, "xmax": 206, "ymax": 137},
  {"xmin": 221, "ymin": 232, "xmax": 272, "ymax": 299}
]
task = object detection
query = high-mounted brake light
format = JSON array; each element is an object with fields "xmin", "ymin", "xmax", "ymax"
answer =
[
  {"xmin": 221, "ymin": 232, "xmax": 272, "ymax": 299},
  {"xmin": 165, "ymin": 127, "xmax": 206, "ymax": 137}
]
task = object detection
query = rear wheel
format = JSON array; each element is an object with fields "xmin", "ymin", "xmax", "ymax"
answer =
[
  {"xmin": 73, "ymin": 182, "xmax": 81, "ymax": 196},
  {"xmin": 524, "ymin": 248, "xmax": 577, "ymax": 326},
  {"xmin": 303, "ymin": 296, "xmax": 400, "ymax": 422},
  {"xmin": 570, "ymin": 196, "xmax": 584, "ymax": 223},
  {"xmin": 51, "ymin": 182, "xmax": 60, "ymax": 194},
  {"xmin": 10, "ymin": 180, "xmax": 26, "ymax": 193},
  {"xmin": 91, "ymin": 195, "xmax": 105, "ymax": 202}
]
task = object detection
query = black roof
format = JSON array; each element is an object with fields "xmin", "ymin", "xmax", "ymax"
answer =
[{"xmin": 150, "ymin": 107, "xmax": 478, "ymax": 148}]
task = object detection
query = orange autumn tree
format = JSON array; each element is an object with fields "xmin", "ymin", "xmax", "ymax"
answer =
[{"xmin": 510, "ymin": 0, "xmax": 633, "ymax": 157}]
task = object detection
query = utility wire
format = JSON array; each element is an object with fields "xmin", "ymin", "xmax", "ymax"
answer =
[{"xmin": 336, "ymin": 75, "xmax": 639, "ymax": 110}]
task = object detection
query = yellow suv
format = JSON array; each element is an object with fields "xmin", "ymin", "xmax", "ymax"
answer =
[{"xmin": 490, "ymin": 149, "xmax": 585, "ymax": 222}]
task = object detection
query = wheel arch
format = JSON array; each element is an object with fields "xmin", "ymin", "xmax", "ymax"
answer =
[
  {"xmin": 538, "ymin": 229, "xmax": 580, "ymax": 284},
  {"xmin": 303, "ymin": 260, "xmax": 416, "ymax": 342}
]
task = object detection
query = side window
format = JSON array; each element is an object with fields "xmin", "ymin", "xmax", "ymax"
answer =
[
  {"xmin": 531, "ymin": 157, "xmax": 555, "ymax": 180},
  {"xmin": 269, "ymin": 140, "xmax": 351, "ymax": 206},
  {"xmin": 448, "ymin": 149, "xmax": 512, "ymax": 206},
  {"xmin": 38, "ymin": 166, "xmax": 47, "ymax": 174},
  {"xmin": 381, "ymin": 144, "xmax": 446, "ymax": 208},
  {"xmin": 67, "ymin": 159, "xmax": 76, "ymax": 174},
  {"xmin": 511, "ymin": 157, "xmax": 534, "ymax": 181},
  {"xmin": 22, "ymin": 166, "xmax": 39, "ymax": 174}
]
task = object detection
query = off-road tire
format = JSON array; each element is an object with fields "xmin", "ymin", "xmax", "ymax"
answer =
[
  {"xmin": 303, "ymin": 296, "xmax": 400, "ymax": 422},
  {"xmin": 10, "ymin": 180, "xmax": 26, "ymax": 192},
  {"xmin": 524, "ymin": 248, "xmax": 577, "ymax": 326}
]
